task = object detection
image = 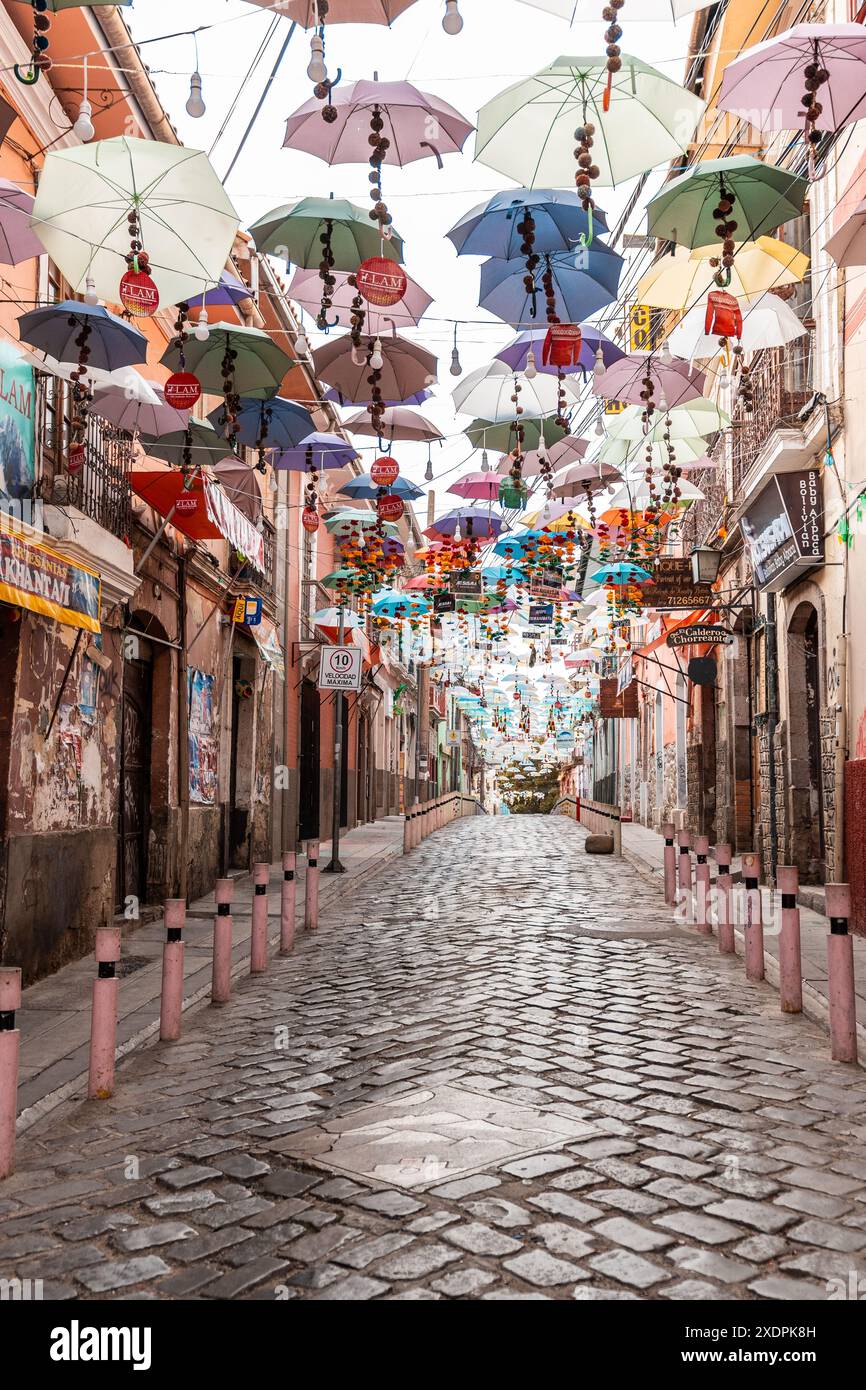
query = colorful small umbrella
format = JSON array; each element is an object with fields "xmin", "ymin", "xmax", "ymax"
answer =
[
  {"xmin": 185, "ymin": 271, "xmax": 253, "ymax": 309},
  {"xmin": 313, "ymin": 335, "xmax": 438, "ymax": 404},
  {"xmin": 599, "ymin": 435, "xmax": 710, "ymax": 472},
  {"xmin": 207, "ymin": 396, "xmax": 314, "ymax": 451},
  {"xmin": 283, "ymin": 79, "xmax": 473, "ymax": 167},
  {"xmin": 162, "ymin": 323, "xmax": 293, "ymax": 399},
  {"xmin": 372, "ymin": 589, "xmax": 431, "ymax": 619},
  {"xmin": 603, "ymin": 400, "xmax": 730, "ymax": 443},
  {"xmin": 91, "ymin": 377, "xmax": 189, "ymax": 438},
  {"xmin": 249, "ymin": 196, "xmax": 404, "ymax": 269},
  {"xmin": 312, "ymin": 608, "xmax": 363, "ymax": 643},
  {"xmin": 551, "ymin": 460, "xmax": 622, "ymax": 498},
  {"xmin": 496, "ymin": 325, "xmax": 623, "ymax": 377},
  {"xmin": 248, "ymin": 1, "xmax": 418, "ymax": 24},
  {"xmin": 273, "ymin": 432, "xmax": 358, "ymax": 471},
  {"xmin": 592, "ymin": 352, "xmax": 707, "ymax": 409},
  {"xmin": 593, "ymin": 561, "xmax": 652, "ymax": 585},
  {"xmin": 447, "ymin": 472, "xmax": 503, "ymax": 503},
  {"xmin": 325, "ymin": 509, "xmax": 400, "ymax": 538},
  {"xmin": 467, "ymin": 418, "xmax": 569, "ymax": 454},
  {"xmin": 646, "ymin": 156, "xmax": 809, "ymax": 250},
  {"xmin": 425, "ymin": 509, "xmax": 508, "ymax": 540},
  {"xmin": 668, "ymin": 292, "xmax": 807, "ymax": 360},
  {"xmin": 17, "ymin": 300, "xmax": 147, "ymax": 370},
  {"xmin": 288, "ymin": 265, "xmax": 431, "ymax": 330},
  {"xmin": 480, "ymin": 247, "xmax": 623, "ymax": 328},
  {"xmin": 453, "ymin": 360, "xmax": 581, "ymax": 421},
  {"xmin": 718, "ymin": 23, "xmax": 866, "ymax": 136},
  {"xmin": 0, "ymin": 179, "xmax": 42, "ymax": 266},
  {"xmin": 343, "ymin": 406, "xmax": 443, "ymax": 443},
  {"xmin": 636, "ymin": 237, "xmax": 809, "ymax": 310},
  {"xmin": 447, "ymin": 187, "xmax": 606, "ymax": 259},
  {"xmin": 339, "ymin": 472, "xmax": 424, "ymax": 500}
]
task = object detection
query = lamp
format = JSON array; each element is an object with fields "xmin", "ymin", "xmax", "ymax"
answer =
[
  {"xmin": 443, "ymin": 1, "xmax": 463, "ymax": 35},
  {"xmin": 690, "ymin": 544, "xmax": 722, "ymax": 586}
]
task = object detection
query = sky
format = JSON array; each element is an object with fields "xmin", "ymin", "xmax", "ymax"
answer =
[{"xmin": 126, "ymin": 0, "xmax": 694, "ymax": 523}]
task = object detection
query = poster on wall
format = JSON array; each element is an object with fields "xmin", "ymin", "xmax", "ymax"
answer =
[
  {"xmin": 188, "ymin": 668, "xmax": 218, "ymax": 805},
  {"xmin": 0, "ymin": 341, "xmax": 35, "ymax": 500}
]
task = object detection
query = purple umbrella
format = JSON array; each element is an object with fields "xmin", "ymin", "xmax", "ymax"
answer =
[
  {"xmin": 283, "ymin": 79, "xmax": 474, "ymax": 167},
  {"xmin": 425, "ymin": 508, "xmax": 508, "ymax": 540},
  {"xmin": 325, "ymin": 387, "xmax": 432, "ymax": 407},
  {"xmin": 17, "ymin": 301, "xmax": 147, "ymax": 371},
  {"xmin": 718, "ymin": 23, "xmax": 866, "ymax": 135},
  {"xmin": 447, "ymin": 187, "xmax": 607, "ymax": 259},
  {"xmin": 186, "ymin": 271, "xmax": 253, "ymax": 309},
  {"xmin": 496, "ymin": 325, "xmax": 624, "ymax": 378},
  {"xmin": 288, "ymin": 265, "xmax": 432, "ymax": 330},
  {"xmin": 273, "ymin": 432, "xmax": 359, "ymax": 471},
  {"xmin": 592, "ymin": 352, "xmax": 707, "ymax": 409},
  {"xmin": 0, "ymin": 179, "xmax": 43, "ymax": 266}
]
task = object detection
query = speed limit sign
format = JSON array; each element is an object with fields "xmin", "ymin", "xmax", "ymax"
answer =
[{"xmin": 317, "ymin": 644, "xmax": 364, "ymax": 692}]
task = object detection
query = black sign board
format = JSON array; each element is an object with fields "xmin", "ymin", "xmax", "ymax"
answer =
[
  {"xmin": 688, "ymin": 656, "xmax": 717, "ymax": 687},
  {"xmin": 667, "ymin": 623, "xmax": 733, "ymax": 649},
  {"xmin": 643, "ymin": 556, "xmax": 712, "ymax": 611},
  {"xmin": 530, "ymin": 568, "xmax": 562, "ymax": 601},
  {"xmin": 528, "ymin": 603, "xmax": 553, "ymax": 625},
  {"xmin": 433, "ymin": 592, "xmax": 456, "ymax": 614},
  {"xmin": 741, "ymin": 469, "xmax": 824, "ymax": 593},
  {"xmin": 452, "ymin": 572, "xmax": 482, "ymax": 597}
]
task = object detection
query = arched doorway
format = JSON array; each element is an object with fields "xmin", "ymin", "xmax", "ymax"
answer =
[
  {"xmin": 298, "ymin": 679, "xmax": 321, "ymax": 845},
  {"xmin": 786, "ymin": 602, "xmax": 825, "ymax": 882}
]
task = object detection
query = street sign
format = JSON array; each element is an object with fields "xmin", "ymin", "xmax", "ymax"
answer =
[
  {"xmin": 371, "ymin": 455, "xmax": 400, "ymax": 487},
  {"xmin": 317, "ymin": 645, "xmax": 363, "ymax": 693},
  {"xmin": 667, "ymin": 624, "xmax": 733, "ymax": 649}
]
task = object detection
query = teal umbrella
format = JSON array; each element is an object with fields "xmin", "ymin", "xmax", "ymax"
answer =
[
  {"xmin": 248, "ymin": 196, "xmax": 404, "ymax": 270},
  {"xmin": 161, "ymin": 323, "xmax": 292, "ymax": 400},
  {"xmin": 142, "ymin": 419, "xmax": 234, "ymax": 470},
  {"xmin": 646, "ymin": 156, "xmax": 809, "ymax": 250}
]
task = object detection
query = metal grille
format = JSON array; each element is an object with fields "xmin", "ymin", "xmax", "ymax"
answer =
[{"xmin": 69, "ymin": 414, "xmax": 133, "ymax": 540}]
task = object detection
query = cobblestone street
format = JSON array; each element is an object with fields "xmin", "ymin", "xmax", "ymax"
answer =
[{"xmin": 5, "ymin": 816, "xmax": 866, "ymax": 1302}]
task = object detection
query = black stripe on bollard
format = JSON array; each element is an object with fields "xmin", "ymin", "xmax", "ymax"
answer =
[
  {"xmin": 167, "ymin": 927, "xmax": 183, "ymax": 943},
  {"xmin": 781, "ymin": 893, "xmax": 797, "ymax": 910},
  {"xmin": 217, "ymin": 903, "xmax": 231, "ymax": 916},
  {"xmin": 285, "ymin": 870, "xmax": 295, "ymax": 881},
  {"xmin": 254, "ymin": 884, "xmax": 267, "ymax": 896},
  {"xmin": 697, "ymin": 854, "xmax": 707, "ymax": 864},
  {"xmin": 664, "ymin": 837, "xmax": 674, "ymax": 846},
  {"xmin": 308, "ymin": 859, "xmax": 318, "ymax": 869},
  {"xmin": 680, "ymin": 846, "xmax": 690, "ymax": 855},
  {"xmin": 830, "ymin": 917, "xmax": 849, "ymax": 936},
  {"xmin": 0, "ymin": 1011, "xmax": 14, "ymax": 1031},
  {"xmin": 98, "ymin": 962, "xmax": 116, "ymax": 979},
  {"xmin": 717, "ymin": 864, "xmax": 730, "ymax": 875}
]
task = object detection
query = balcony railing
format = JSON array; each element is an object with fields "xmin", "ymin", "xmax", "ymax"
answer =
[
  {"xmin": 228, "ymin": 517, "xmax": 275, "ymax": 597},
  {"xmin": 69, "ymin": 414, "xmax": 133, "ymax": 540}
]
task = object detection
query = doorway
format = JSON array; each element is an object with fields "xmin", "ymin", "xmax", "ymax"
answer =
[
  {"xmin": 298, "ymin": 679, "xmax": 321, "ymax": 844},
  {"xmin": 116, "ymin": 637, "xmax": 153, "ymax": 910},
  {"xmin": 340, "ymin": 697, "xmax": 350, "ymax": 830},
  {"xmin": 787, "ymin": 602, "xmax": 825, "ymax": 881}
]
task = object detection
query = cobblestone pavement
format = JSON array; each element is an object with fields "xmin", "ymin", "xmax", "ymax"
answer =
[{"xmin": 5, "ymin": 816, "xmax": 866, "ymax": 1302}]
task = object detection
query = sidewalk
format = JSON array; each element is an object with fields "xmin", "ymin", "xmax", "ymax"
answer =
[
  {"xmin": 620, "ymin": 820, "xmax": 866, "ymax": 1054},
  {"xmin": 14, "ymin": 816, "xmax": 406, "ymax": 1131}
]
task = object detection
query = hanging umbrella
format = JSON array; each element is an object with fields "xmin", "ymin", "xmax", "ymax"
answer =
[
  {"xmin": 17, "ymin": 300, "xmax": 147, "ymax": 370},
  {"xmin": 213, "ymin": 457, "xmax": 264, "ymax": 525},
  {"xmin": 592, "ymin": 352, "xmax": 707, "ymax": 409},
  {"xmin": 273, "ymin": 432, "xmax": 358, "ymax": 471},
  {"xmin": 447, "ymin": 472, "xmax": 503, "ymax": 503},
  {"xmin": 312, "ymin": 608, "xmax": 364, "ymax": 643},
  {"xmin": 668, "ymin": 292, "xmax": 807, "ymax": 360},
  {"xmin": 593, "ymin": 562, "xmax": 652, "ymax": 585},
  {"xmin": 207, "ymin": 396, "xmax": 314, "ymax": 450},
  {"xmin": 142, "ymin": 419, "xmax": 235, "ymax": 470},
  {"xmin": 90, "ymin": 377, "xmax": 190, "ymax": 438},
  {"xmin": 186, "ymin": 271, "xmax": 253, "ymax": 309},
  {"xmin": 603, "ymin": 400, "xmax": 730, "ymax": 443},
  {"xmin": 527, "ymin": 435, "xmax": 589, "ymax": 473},
  {"xmin": 31, "ymin": 136, "xmax": 240, "ymax": 307},
  {"xmin": 824, "ymin": 198, "xmax": 866, "ymax": 268},
  {"xmin": 453, "ymin": 360, "xmax": 581, "ymax": 420},
  {"xmin": 342, "ymin": 406, "xmax": 443, "ymax": 443},
  {"xmin": 283, "ymin": 79, "xmax": 473, "ymax": 166},
  {"xmin": 288, "ymin": 265, "xmax": 431, "ymax": 330},
  {"xmin": 494, "ymin": 451, "xmax": 551, "ymax": 479},
  {"xmin": 551, "ymin": 460, "xmax": 622, "ymax": 498},
  {"xmin": 480, "ymin": 247, "xmax": 623, "ymax": 328},
  {"xmin": 636, "ymin": 237, "xmax": 809, "ymax": 310},
  {"xmin": 717, "ymin": 24, "xmax": 866, "ymax": 136},
  {"xmin": 338, "ymin": 472, "xmax": 424, "ymax": 500},
  {"xmin": 249, "ymin": 196, "xmax": 404, "ymax": 269},
  {"xmin": 645, "ymin": 156, "xmax": 809, "ymax": 249},
  {"xmin": 313, "ymin": 335, "xmax": 438, "ymax": 404},
  {"xmin": 161, "ymin": 323, "xmax": 293, "ymax": 399},
  {"xmin": 447, "ymin": 187, "xmax": 606, "ymax": 259},
  {"xmin": 496, "ymin": 325, "xmax": 623, "ymax": 377},
  {"xmin": 425, "ymin": 509, "xmax": 508, "ymax": 540},
  {"xmin": 0, "ymin": 178, "xmax": 42, "ymax": 265},
  {"xmin": 599, "ymin": 435, "xmax": 710, "ymax": 472},
  {"xmin": 13, "ymin": 0, "xmax": 132, "ymax": 7},
  {"xmin": 475, "ymin": 55, "xmax": 704, "ymax": 189},
  {"xmin": 325, "ymin": 510, "xmax": 400, "ymax": 538},
  {"xmin": 372, "ymin": 589, "xmax": 431, "ymax": 619},
  {"xmin": 247, "ymin": 1, "xmax": 418, "ymax": 24},
  {"xmin": 607, "ymin": 479, "xmax": 705, "ymax": 510},
  {"xmin": 517, "ymin": 0, "xmax": 711, "ymax": 16},
  {"xmin": 467, "ymin": 418, "xmax": 569, "ymax": 454},
  {"xmin": 325, "ymin": 386, "xmax": 432, "ymax": 407}
]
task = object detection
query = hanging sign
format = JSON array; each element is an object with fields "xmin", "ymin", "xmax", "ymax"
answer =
[
  {"xmin": 164, "ymin": 371, "xmax": 202, "ymax": 410},
  {"xmin": 644, "ymin": 556, "xmax": 713, "ymax": 610},
  {"xmin": 371, "ymin": 455, "xmax": 400, "ymax": 487},
  {"xmin": 378, "ymin": 494, "xmax": 404, "ymax": 522},
  {"xmin": 667, "ymin": 623, "xmax": 732, "ymax": 649},
  {"xmin": 741, "ymin": 470, "xmax": 824, "ymax": 593},
  {"xmin": 530, "ymin": 569, "xmax": 562, "ymax": 601},
  {"xmin": 356, "ymin": 257, "xmax": 408, "ymax": 308},
  {"xmin": 233, "ymin": 596, "xmax": 263, "ymax": 626},
  {"xmin": 528, "ymin": 603, "xmax": 553, "ymax": 625},
  {"xmin": 433, "ymin": 592, "xmax": 456, "ymax": 614},
  {"xmin": 452, "ymin": 572, "xmax": 482, "ymax": 597},
  {"xmin": 302, "ymin": 507, "xmax": 320, "ymax": 533},
  {"xmin": 67, "ymin": 442, "xmax": 86, "ymax": 476},
  {"xmin": 317, "ymin": 644, "xmax": 363, "ymax": 693},
  {"xmin": 119, "ymin": 268, "xmax": 159, "ymax": 318},
  {"xmin": 0, "ymin": 518, "xmax": 101, "ymax": 634}
]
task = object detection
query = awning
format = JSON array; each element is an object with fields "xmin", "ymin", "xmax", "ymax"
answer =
[
  {"xmin": 0, "ymin": 518, "xmax": 101, "ymax": 633},
  {"xmin": 130, "ymin": 471, "xmax": 265, "ymax": 572},
  {"xmin": 636, "ymin": 609, "xmax": 715, "ymax": 658}
]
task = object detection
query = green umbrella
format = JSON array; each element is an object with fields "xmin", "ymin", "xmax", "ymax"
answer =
[
  {"xmin": 321, "ymin": 568, "xmax": 362, "ymax": 591},
  {"xmin": 161, "ymin": 323, "xmax": 293, "ymax": 400},
  {"xmin": 646, "ymin": 156, "xmax": 809, "ymax": 250},
  {"xmin": 142, "ymin": 419, "xmax": 235, "ymax": 470},
  {"xmin": 248, "ymin": 197, "xmax": 404, "ymax": 271},
  {"xmin": 465, "ymin": 417, "xmax": 569, "ymax": 454}
]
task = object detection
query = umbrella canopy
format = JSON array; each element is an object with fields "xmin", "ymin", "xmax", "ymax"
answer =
[
  {"xmin": 528, "ymin": 435, "xmax": 589, "ymax": 473},
  {"xmin": 248, "ymin": 1, "xmax": 419, "ymax": 24},
  {"xmin": 142, "ymin": 419, "xmax": 235, "ymax": 470},
  {"xmin": 594, "ymin": 562, "xmax": 652, "ymax": 585},
  {"xmin": 496, "ymin": 324, "xmax": 623, "ymax": 377},
  {"xmin": 90, "ymin": 377, "xmax": 189, "ymax": 438},
  {"xmin": 325, "ymin": 386, "xmax": 432, "ymax": 407},
  {"xmin": 475, "ymin": 54, "xmax": 705, "ymax": 189},
  {"xmin": 447, "ymin": 187, "xmax": 606, "ymax": 259},
  {"xmin": 494, "ymin": 450, "xmax": 550, "ymax": 479},
  {"xmin": 636, "ymin": 237, "xmax": 809, "ymax": 310},
  {"xmin": 608, "ymin": 479, "xmax": 705, "ymax": 510},
  {"xmin": 283, "ymin": 79, "xmax": 473, "ymax": 166},
  {"xmin": 453, "ymin": 360, "xmax": 581, "ymax": 421},
  {"xmin": 273, "ymin": 432, "xmax": 358, "ymax": 471},
  {"xmin": 207, "ymin": 396, "xmax": 314, "ymax": 451},
  {"xmin": 645, "ymin": 156, "xmax": 809, "ymax": 249},
  {"xmin": 17, "ymin": 301, "xmax": 147, "ymax": 371},
  {"xmin": 480, "ymin": 247, "xmax": 623, "ymax": 328},
  {"xmin": 603, "ymin": 400, "xmax": 730, "ymax": 443},
  {"xmin": 212, "ymin": 457, "xmax": 264, "ymax": 525},
  {"xmin": 288, "ymin": 265, "xmax": 431, "ymax": 330},
  {"xmin": 325, "ymin": 510, "xmax": 400, "ymax": 538},
  {"xmin": 551, "ymin": 460, "xmax": 622, "ymax": 497},
  {"xmin": 0, "ymin": 178, "xmax": 42, "ymax": 266},
  {"xmin": 447, "ymin": 472, "xmax": 504, "ymax": 502},
  {"xmin": 338, "ymin": 472, "xmax": 424, "ymax": 500},
  {"xmin": 372, "ymin": 589, "xmax": 431, "ymax": 619},
  {"xmin": 592, "ymin": 352, "xmax": 707, "ymax": 409},
  {"xmin": 824, "ymin": 198, "xmax": 866, "ymax": 268},
  {"xmin": 312, "ymin": 608, "xmax": 364, "ymax": 642},
  {"xmin": 314, "ymin": 334, "xmax": 438, "ymax": 404},
  {"xmin": 162, "ymin": 323, "xmax": 293, "ymax": 399},
  {"xmin": 668, "ymin": 292, "xmax": 807, "ymax": 360},
  {"xmin": 343, "ymin": 406, "xmax": 443, "ymax": 443},
  {"xmin": 599, "ymin": 435, "xmax": 710, "ymax": 472},
  {"xmin": 718, "ymin": 23, "xmax": 866, "ymax": 135},
  {"xmin": 249, "ymin": 196, "xmax": 404, "ymax": 269},
  {"xmin": 425, "ymin": 509, "xmax": 508, "ymax": 540},
  {"xmin": 519, "ymin": 0, "xmax": 711, "ymax": 15},
  {"xmin": 185, "ymin": 271, "xmax": 252, "ymax": 309},
  {"xmin": 32, "ymin": 136, "xmax": 239, "ymax": 307},
  {"xmin": 15, "ymin": 0, "xmax": 132, "ymax": 7},
  {"xmin": 467, "ymin": 418, "xmax": 569, "ymax": 454}
]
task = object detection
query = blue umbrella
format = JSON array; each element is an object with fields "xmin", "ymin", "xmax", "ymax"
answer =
[
  {"xmin": 495, "ymin": 325, "xmax": 624, "ymax": 377},
  {"xmin": 17, "ymin": 300, "xmax": 147, "ymax": 371},
  {"xmin": 207, "ymin": 396, "xmax": 313, "ymax": 450},
  {"xmin": 594, "ymin": 562, "xmax": 652, "ymax": 585},
  {"xmin": 338, "ymin": 473, "xmax": 424, "ymax": 501},
  {"xmin": 494, "ymin": 529, "xmax": 545, "ymax": 557},
  {"xmin": 272, "ymin": 431, "xmax": 358, "ymax": 471},
  {"xmin": 186, "ymin": 271, "xmax": 252, "ymax": 309},
  {"xmin": 372, "ymin": 590, "xmax": 431, "ymax": 619},
  {"xmin": 447, "ymin": 188, "xmax": 607, "ymax": 259},
  {"xmin": 480, "ymin": 247, "xmax": 624, "ymax": 328}
]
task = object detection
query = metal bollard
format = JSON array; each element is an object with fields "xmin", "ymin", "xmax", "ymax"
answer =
[
  {"xmin": 677, "ymin": 829, "xmax": 692, "ymax": 921},
  {"xmin": 281, "ymin": 852, "xmax": 296, "ymax": 955},
  {"xmin": 88, "ymin": 926, "xmax": 121, "ymax": 1100},
  {"xmin": 250, "ymin": 863, "xmax": 270, "ymax": 974},
  {"xmin": 742, "ymin": 851, "xmax": 764, "ymax": 982},
  {"xmin": 0, "ymin": 968, "xmax": 21, "ymax": 1180},
  {"xmin": 715, "ymin": 845, "xmax": 734, "ymax": 953},
  {"xmin": 159, "ymin": 899, "xmax": 185, "ymax": 1041},
  {"xmin": 694, "ymin": 836, "xmax": 711, "ymax": 933},
  {"xmin": 212, "ymin": 879, "xmax": 234, "ymax": 1004},
  {"xmin": 304, "ymin": 840, "xmax": 320, "ymax": 932},
  {"xmin": 662, "ymin": 822, "xmax": 676, "ymax": 906},
  {"xmin": 777, "ymin": 865, "xmax": 803, "ymax": 1014},
  {"xmin": 826, "ymin": 883, "xmax": 858, "ymax": 1063}
]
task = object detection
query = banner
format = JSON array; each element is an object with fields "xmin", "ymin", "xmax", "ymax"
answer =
[
  {"xmin": 741, "ymin": 470, "xmax": 824, "ymax": 592},
  {"xmin": 0, "ymin": 342, "xmax": 35, "ymax": 499},
  {"xmin": 0, "ymin": 520, "xmax": 101, "ymax": 633},
  {"xmin": 188, "ymin": 669, "xmax": 217, "ymax": 805},
  {"xmin": 204, "ymin": 479, "xmax": 265, "ymax": 573}
]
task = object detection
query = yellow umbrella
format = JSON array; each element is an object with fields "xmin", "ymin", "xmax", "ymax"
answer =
[{"xmin": 636, "ymin": 236, "xmax": 808, "ymax": 310}]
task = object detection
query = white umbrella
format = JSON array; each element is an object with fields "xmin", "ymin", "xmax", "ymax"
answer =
[
  {"xmin": 602, "ymin": 400, "xmax": 730, "ymax": 443},
  {"xmin": 453, "ymin": 360, "xmax": 580, "ymax": 421},
  {"xmin": 668, "ymin": 292, "xmax": 807, "ymax": 362},
  {"xmin": 90, "ymin": 378, "xmax": 191, "ymax": 437}
]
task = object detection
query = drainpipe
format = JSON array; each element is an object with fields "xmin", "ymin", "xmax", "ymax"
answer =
[
  {"xmin": 177, "ymin": 551, "xmax": 189, "ymax": 901},
  {"xmin": 765, "ymin": 592, "xmax": 779, "ymax": 884}
]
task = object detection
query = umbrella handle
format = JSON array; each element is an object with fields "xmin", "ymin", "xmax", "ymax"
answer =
[
  {"xmin": 14, "ymin": 63, "xmax": 40, "ymax": 86},
  {"xmin": 420, "ymin": 143, "xmax": 444, "ymax": 171}
]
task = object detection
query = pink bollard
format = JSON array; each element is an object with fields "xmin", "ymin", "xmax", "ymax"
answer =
[
  {"xmin": 694, "ymin": 836, "xmax": 711, "ymax": 933},
  {"xmin": 662, "ymin": 822, "xmax": 676, "ymax": 907},
  {"xmin": 251, "ymin": 863, "xmax": 270, "ymax": 974},
  {"xmin": 715, "ymin": 844, "xmax": 734, "ymax": 953},
  {"xmin": 742, "ymin": 851, "xmax": 765, "ymax": 982},
  {"xmin": 826, "ymin": 883, "xmax": 858, "ymax": 1063},
  {"xmin": 0, "ymin": 968, "xmax": 21, "ymax": 1180},
  {"xmin": 280, "ymin": 852, "xmax": 296, "ymax": 955},
  {"xmin": 304, "ymin": 840, "xmax": 320, "ymax": 932},
  {"xmin": 159, "ymin": 899, "xmax": 185, "ymax": 1041},
  {"xmin": 212, "ymin": 879, "xmax": 234, "ymax": 1004},
  {"xmin": 88, "ymin": 925, "xmax": 121, "ymax": 1100},
  {"xmin": 777, "ymin": 865, "xmax": 803, "ymax": 1014},
  {"xmin": 677, "ymin": 829, "xmax": 692, "ymax": 921}
]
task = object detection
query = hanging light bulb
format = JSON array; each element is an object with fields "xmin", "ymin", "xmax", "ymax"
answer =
[
  {"xmin": 524, "ymin": 347, "xmax": 538, "ymax": 380},
  {"xmin": 480, "ymin": 449, "xmax": 490, "ymax": 472},
  {"xmin": 369, "ymin": 337, "xmax": 384, "ymax": 371},
  {"xmin": 307, "ymin": 33, "xmax": 328, "ymax": 85},
  {"xmin": 594, "ymin": 415, "xmax": 605, "ymax": 437},
  {"xmin": 73, "ymin": 57, "xmax": 94, "ymax": 142},
  {"xmin": 268, "ymin": 470, "xmax": 279, "ymax": 496},
  {"xmin": 442, "ymin": 0, "xmax": 463, "ymax": 34},
  {"xmin": 294, "ymin": 330, "xmax": 309, "ymax": 357},
  {"xmin": 659, "ymin": 339, "xmax": 673, "ymax": 367},
  {"xmin": 593, "ymin": 346, "xmax": 606, "ymax": 378},
  {"xmin": 658, "ymin": 393, "xmax": 668, "ymax": 413},
  {"xmin": 186, "ymin": 73, "xmax": 206, "ymax": 120},
  {"xmin": 425, "ymin": 459, "xmax": 434, "ymax": 482},
  {"xmin": 194, "ymin": 309, "xmax": 210, "ymax": 343},
  {"xmin": 83, "ymin": 276, "xmax": 99, "ymax": 307},
  {"xmin": 450, "ymin": 323, "xmax": 462, "ymax": 376}
]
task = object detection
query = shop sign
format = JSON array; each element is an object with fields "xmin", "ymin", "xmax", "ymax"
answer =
[
  {"xmin": 0, "ymin": 343, "xmax": 35, "ymax": 499},
  {"xmin": 377, "ymin": 493, "xmax": 404, "ymax": 522},
  {"xmin": 453, "ymin": 572, "xmax": 482, "ymax": 596},
  {"xmin": 667, "ymin": 623, "xmax": 733, "ymax": 649},
  {"xmin": 530, "ymin": 568, "xmax": 562, "ymax": 600},
  {"xmin": 644, "ymin": 556, "xmax": 714, "ymax": 610},
  {"xmin": 433, "ymin": 592, "xmax": 456, "ymax": 614},
  {"xmin": 356, "ymin": 258, "xmax": 408, "ymax": 308},
  {"xmin": 371, "ymin": 456, "xmax": 399, "ymax": 487},
  {"xmin": 165, "ymin": 372, "xmax": 202, "ymax": 409},
  {"xmin": 528, "ymin": 603, "xmax": 553, "ymax": 625},
  {"xmin": 233, "ymin": 596, "xmax": 262, "ymax": 626},
  {"xmin": 599, "ymin": 676, "xmax": 639, "ymax": 719},
  {"xmin": 741, "ymin": 469, "xmax": 824, "ymax": 593},
  {"xmin": 0, "ymin": 520, "xmax": 101, "ymax": 633}
]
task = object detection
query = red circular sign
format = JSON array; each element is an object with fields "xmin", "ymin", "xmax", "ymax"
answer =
[
  {"xmin": 164, "ymin": 372, "xmax": 201, "ymax": 410},
  {"xmin": 356, "ymin": 257, "xmax": 408, "ymax": 308},
  {"xmin": 302, "ymin": 507, "xmax": 320, "ymax": 533},
  {"xmin": 371, "ymin": 455, "xmax": 400, "ymax": 487},
  {"xmin": 67, "ymin": 443, "xmax": 86, "ymax": 475},
  {"xmin": 119, "ymin": 269, "xmax": 160, "ymax": 318},
  {"xmin": 378, "ymin": 494, "xmax": 405, "ymax": 522}
]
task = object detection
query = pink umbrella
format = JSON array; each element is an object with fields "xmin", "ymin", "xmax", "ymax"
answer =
[
  {"xmin": 213, "ymin": 457, "xmax": 263, "ymax": 525},
  {"xmin": 593, "ymin": 352, "xmax": 707, "ymax": 409},
  {"xmin": 448, "ymin": 471, "xmax": 502, "ymax": 502},
  {"xmin": 522, "ymin": 435, "xmax": 589, "ymax": 476},
  {"xmin": 314, "ymin": 334, "xmax": 438, "ymax": 404},
  {"xmin": 718, "ymin": 24, "xmax": 866, "ymax": 135},
  {"xmin": 343, "ymin": 405, "xmax": 443, "ymax": 442},
  {"xmin": 283, "ymin": 79, "xmax": 474, "ymax": 167},
  {"xmin": 552, "ymin": 461, "xmax": 622, "ymax": 499},
  {"xmin": 825, "ymin": 198, "xmax": 866, "ymax": 268},
  {"xmin": 288, "ymin": 265, "xmax": 432, "ymax": 330},
  {"xmin": 255, "ymin": 1, "xmax": 420, "ymax": 22},
  {"xmin": 0, "ymin": 178, "xmax": 43, "ymax": 266},
  {"xmin": 495, "ymin": 452, "xmax": 548, "ymax": 479}
]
